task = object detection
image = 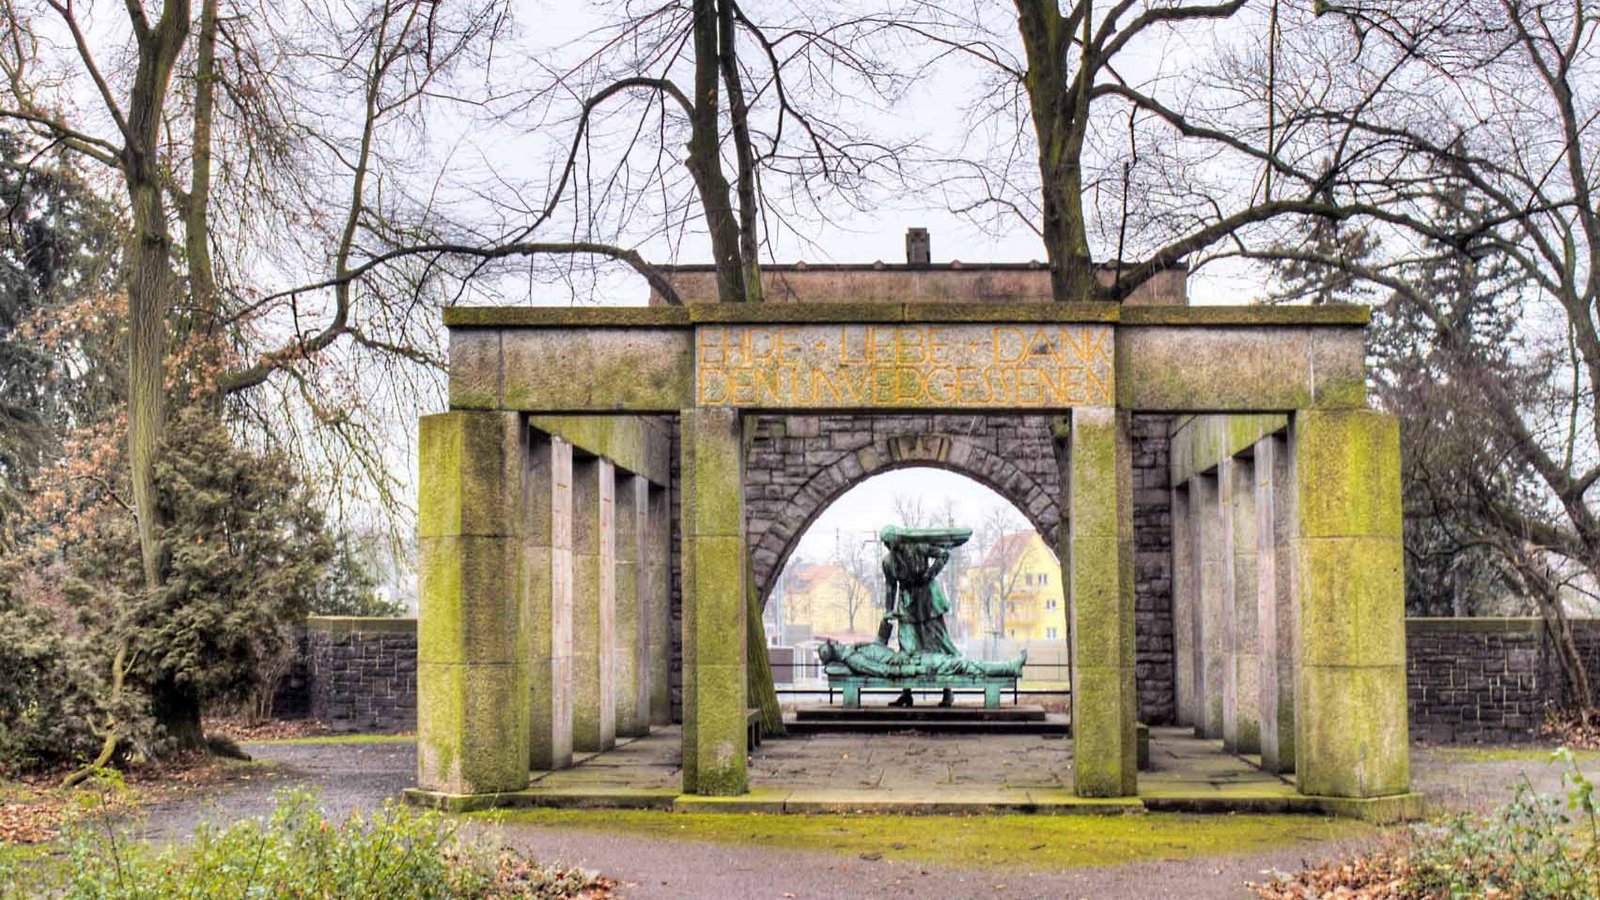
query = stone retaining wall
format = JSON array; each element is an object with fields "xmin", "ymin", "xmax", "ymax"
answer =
[
  {"xmin": 277, "ymin": 614, "xmax": 1600, "ymax": 743},
  {"xmin": 1407, "ymin": 618, "xmax": 1600, "ymax": 742},
  {"xmin": 303, "ymin": 617, "xmax": 418, "ymax": 733}
]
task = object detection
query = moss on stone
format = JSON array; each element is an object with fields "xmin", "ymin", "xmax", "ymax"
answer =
[
  {"xmin": 483, "ymin": 808, "xmax": 1373, "ymax": 870},
  {"xmin": 1121, "ymin": 305, "xmax": 1370, "ymax": 326},
  {"xmin": 1294, "ymin": 410, "xmax": 1403, "ymax": 540},
  {"xmin": 908, "ymin": 302, "xmax": 1119, "ymax": 323},
  {"xmin": 305, "ymin": 616, "xmax": 417, "ymax": 636},
  {"xmin": 444, "ymin": 306, "xmax": 691, "ymax": 328},
  {"xmin": 688, "ymin": 301, "xmax": 906, "ymax": 323}
]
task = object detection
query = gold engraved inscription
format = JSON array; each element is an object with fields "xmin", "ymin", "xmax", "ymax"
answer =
[{"xmin": 695, "ymin": 324, "xmax": 1113, "ymax": 408}]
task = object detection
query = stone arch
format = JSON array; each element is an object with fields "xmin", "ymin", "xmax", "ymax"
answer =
[{"xmin": 744, "ymin": 414, "xmax": 1063, "ymax": 605}]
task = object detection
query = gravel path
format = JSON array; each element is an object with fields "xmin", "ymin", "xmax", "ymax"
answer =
[{"xmin": 117, "ymin": 739, "xmax": 1590, "ymax": 900}]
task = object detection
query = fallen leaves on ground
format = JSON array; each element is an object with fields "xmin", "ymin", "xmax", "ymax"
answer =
[
  {"xmin": 203, "ymin": 715, "xmax": 333, "ymax": 742},
  {"xmin": 1250, "ymin": 852, "xmax": 1414, "ymax": 899},
  {"xmin": 1, "ymin": 752, "xmax": 273, "ymax": 846},
  {"xmin": 1540, "ymin": 708, "xmax": 1600, "ymax": 750}
]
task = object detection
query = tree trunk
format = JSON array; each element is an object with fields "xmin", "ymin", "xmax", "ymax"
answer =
[
  {"xmin": 123, "ymin": 0, "xmax": 194, "ymax": 748},
  {"xmin": 151, "ymin": 674, "xmax": 206, "ymax": 752},
  {"xmin": 717, "ymin": 0, "xmax": 762, "ymax": 303},
  {"xmin": 1015, "ymin": 2, "xmax": 1100, "ymax": 303},
  {"xmin": 685, "ymin": 0, "xmax": 748, "ymax": 303}
]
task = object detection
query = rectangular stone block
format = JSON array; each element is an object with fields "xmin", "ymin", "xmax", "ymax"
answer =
[
  {"xmin": 1255, "ymin": 434, "xmax": 1297, "ymax": 774},
  {"xmin": 1171, "ymin": 485, "xmax": 1198, "ymax": 728},
  {"xmin": 418, "ymin": 535, "xmax": 528, "ymax": 667},
  {"xmin": 614, "ymin": 474, "xmax": 648, "ymax": 737},
  {"xmin": 447, "ymin": 329, "xmax": 501, "ymax": 410},
  {"xmin": 1068, "ymin": 536, "xmax": 1134, "ymax": 669},
  {"xmin": 1072, "ymin": 667, "xmax": 1137, "ymax": 797},
  {"xmin": 1065, "ymin": 406, "xmax": 1136, "ymax": 798},
  {"xmin": 1297, "ymin": 664, "xmax": 1410, "ymax": 797},
  {"xmin": 682, "ymin": 409, "xmax": 745, "ymax": 537},
  {"xmin": 646, "ymin": 485, "xmax": 673, "ymax": 726},
  {"xmin": 528, "ymin": 656, "xmax": 573, "ymax": 770},
  {"xmin": 571, "ymin": 457, "xmax": 616, "ymax": 753},
  {"xmin": 1193, "ymin": 472, "xmax": 1227, "ymax": 739},
  {"xmin": 525, "ymin": 434, "xmax": 573, "ymax": 771},
  {"xmin": 417, "ymin": 661, "xmax": 530, "ymax": 795},
  {"xmin": 1294, "ymin": 410, "xmax": 1402, "ymax": 539},
  {"xmin": 503, "ymin": 328, "xmax": 693, "ymax": 412},
  {"xmin": 1223, "ymin": 455, "xmax": 1261, "ymax": 755},
  {"xmin": 680, "ymin": 408, "xmax": 749, "ymax": 796},
  {"xmin": 683, "ymin": 662, "xmax": 748, "ymax": 796},
  {"xmin": 1118, "ymin": 325, "xmax": 1365, "ymax": 411},
  {"xmin": 419, "ymin": 411, "xmax": 526, "ymax": 539},
  {"xmin": 1298, "ymin": 536, "xmax": 1405, "ymax": 667}
]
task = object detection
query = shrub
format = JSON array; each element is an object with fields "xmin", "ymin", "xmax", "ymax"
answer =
[
  {"xmin": 1255, "ymin": 748, "xmax": 1599, "ymax": 899},
  {"xmin": 0, "ymin": 578, "xmax": 103, "ymax": 775},
  {"xmin": 0, "ymin": 789, "xmax": 611, "ymax": 898}
]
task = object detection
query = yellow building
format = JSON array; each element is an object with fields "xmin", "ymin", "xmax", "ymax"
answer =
[
  {"xmin": 774, "ymin": 561, "xmax": 879, "ymax": 643},
  {"xmin": 958, "ymin": 531, "xmax": 1066, "ymax": 643}
]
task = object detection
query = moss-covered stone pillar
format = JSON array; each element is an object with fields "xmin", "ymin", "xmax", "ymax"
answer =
[
  {"xmin": 614, "ymin": 473, "xmax": 650, "ymax": 737},
  {"xmin": 1222, "ymin": 455, "xmax": 1262, "ymax": 754},
  {"xmin": 1193, "ymin": 471, "xmax": 1226, "ymax": 740},
  {"xmin": 645, "ymin": 484, "xmax": 673, "ymax": 727},
  {"xmin": 680, "ymin": 407, "xmax": 748, "ymax": 796},
  {"xmin": 1293, "ymin": 409, "xmax": 1409, "ymax": 798},
  {"xmin": 1255, "ymin": 434, "xmax": 1297, "ymax": 774},
  {"xmin": 1064, "ymin": 406, "xmax": 1136, "ymax": 798},
  {"xmin": 416, "ymin": 411, "xmax": 531, "ymax": 795},
  {"xmin": 1171, "ymin": 483, "xmax": 1198, "ymax": 728},
  {"xmin": 572, "ymin": 456, "xmax": 617, "ymax": 753},
  {"xmin": 527, "ymin": 432, "xmax": 574, "ymax": 771}
]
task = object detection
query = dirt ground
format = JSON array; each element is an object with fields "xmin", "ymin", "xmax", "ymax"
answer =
[{"xmin": 102, "ymin": 738, "xmax": 1591, "ymax": 900}]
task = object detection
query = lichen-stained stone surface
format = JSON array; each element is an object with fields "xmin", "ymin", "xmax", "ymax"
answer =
[
  {"xmin": 1117, "ymin": 326, "xmax": 1365, "ymax": 411},
  {"xmin": 1292, "ymin": 409, "xmax": 1409, "ymax": 799},
  {"xmin": 679, "ymin": 408, "xmax": 749, "ymax": 796},
  {"xmin": 1064, "ymin": 407, "xmax": 1138, "ymax": 798},
  {"xmin": 694, "ymin": 323, "xmax": 1114, "ymax": 409},
  {"xmin": 416, "ymin": 411, "xmax": 532, "ymax": 796}
]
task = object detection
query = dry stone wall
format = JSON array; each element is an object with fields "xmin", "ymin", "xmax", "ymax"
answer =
[
  {"xmin": 1407, "ymin": 618, "xmax": 1600, "ymax": 742},
  {"xmin": 303, "ymin": 618, "xmax": 418, "ymax": 733}
]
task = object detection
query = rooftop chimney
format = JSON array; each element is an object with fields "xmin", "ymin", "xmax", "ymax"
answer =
[{"xmin": 905, "ymin": 227, "xmax": 930, "ymax": 267}]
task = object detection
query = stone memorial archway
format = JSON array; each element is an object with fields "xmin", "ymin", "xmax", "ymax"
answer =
[{"xmin": 410, "ymin": 302, "xmax": 1412, "ymax": 816}]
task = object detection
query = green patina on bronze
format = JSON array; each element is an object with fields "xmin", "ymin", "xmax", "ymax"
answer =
[{"xmin": 817, "ymin": 525, "xmax": 1025, "ymax": 708}]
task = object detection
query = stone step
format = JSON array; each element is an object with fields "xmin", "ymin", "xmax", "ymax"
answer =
[
  {"xmin": 793, "ymin": 703, "xmax": 1049, "ymax": 723},
  {"xmin": 783, "ymin": 712, "xmax": 1071, "ymax": 736}
]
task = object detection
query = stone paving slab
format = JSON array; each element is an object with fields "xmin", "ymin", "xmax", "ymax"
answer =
[{"xmin": 413, "ymin": 723, "xmax": 1418, "ymax": 820}]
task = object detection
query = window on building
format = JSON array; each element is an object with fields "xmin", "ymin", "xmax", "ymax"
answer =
[
  {"xmin": 1039, "ymin": 573, "xmax": 1049, "ymax": 586},
  {"xmin": 1045, "ymin": 599, "xmax": 1058, "ymax": 610},
  {"xmin": 1046, "ymin": 627, "xmax": 1058, "ymax": 639}
]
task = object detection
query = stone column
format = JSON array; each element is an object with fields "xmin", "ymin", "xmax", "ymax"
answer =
[
  {"xmin": 1222, "ymin": 455, "xmax": 1262, "ymax": 754},
  {"xmin": 646, "ymin": 484, "xmax": 673, "ymax": 727},
  {"xmin": 1171, "ymin": 483, "xmax": 1197, "ymax": 728},
  {"xmin": 1256, "ymin": 434, "xmax": 1297, "ymax": 774},
  {"xmin": 1065, "ymin": 406, "xmax": 1136, "ymax": 798},
  {"xmin": 416, "ymin": 411, "xmax": 531, "ymax": 795},
  {"xmin": 1293, "ymin": 409, "xmax": 1409, "ymax": 798},
  {"xmin": 680, "ymin": 407, "xmax": 748, "ymax": 795},
  {"xmin": 572, "ymin": 456, "xmax": 617, "ymax": 753},
  {"xmin": 1193, "ymin": 472, "xmax": 1226, "ymax": 740},
  {"xmin": 527, "ymin": 432, "xmax": 574, "ymax": 771},
  {"xmin": 614, "ymin": 473, "xmax": 651, "ymax": 737}
]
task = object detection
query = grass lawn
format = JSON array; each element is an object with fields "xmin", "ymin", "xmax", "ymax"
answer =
[
  {"xmin": 482, "ymin": 808, "xmax": 1375, "ymax": 870},
  {"xmin": 1427, "ymin": 745, "xmax": 1600, "ymax": 764}
]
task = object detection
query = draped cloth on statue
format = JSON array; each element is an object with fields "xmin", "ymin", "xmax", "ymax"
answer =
[
  {"xmin": 819, "ymin": 639, "xmax": 1025, "ymax": 679},
  {"xmin": 879, "ymin": 525, "xmax": 969, "ymax": 657}
]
